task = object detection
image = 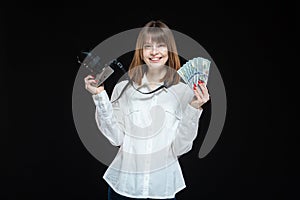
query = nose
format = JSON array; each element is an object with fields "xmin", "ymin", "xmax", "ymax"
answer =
[{"xmin": 150, "ymin": 46, "xmax": 158, "ymax": 54}]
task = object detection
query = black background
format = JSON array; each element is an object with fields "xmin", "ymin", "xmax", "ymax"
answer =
[{"xmin": 1, "ymin": 1, "xmax": 297, "ymax": 200}]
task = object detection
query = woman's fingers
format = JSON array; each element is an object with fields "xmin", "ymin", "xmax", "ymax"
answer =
[
  {"xmin": 193, "ymin": 84, "xmax": 203, "ymax": 101},
  {"xmin": 84, "ymin": 75, "xmax": 94, "ymax": 82},
  {"xmin": 198, "ymin": 81, "xmax": 210, "ymax": 102},
  {"xmin": 84, "ymin": 75, "xmax": 97, "ymax": 85},
  {"xmin": 84, "ymin": 75, "xmax": 100, "ymax": 94},
  {"xmin": 87, "ymin": 79, "xmax": 97, "ymax": 85},
  {"xmin": 190, "ymin": 82, "xmax": 210, "ymax": 109},
  {"xmin": 193, "ymin": 82, "xmax": 210, "ymax": 104}
]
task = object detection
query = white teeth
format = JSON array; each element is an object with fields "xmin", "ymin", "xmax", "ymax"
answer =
[{"xmin": 150, "ymin": 57, "xmax": 160, "ymax": 61}]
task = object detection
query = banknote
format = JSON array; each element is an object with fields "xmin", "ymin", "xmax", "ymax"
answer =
[{"xmin": 177, "ymin": 57, "xmax": 211, "ymax": 90}]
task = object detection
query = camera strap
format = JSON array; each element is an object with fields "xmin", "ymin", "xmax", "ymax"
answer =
[{"xmin": 111, "ymin": 79, "xmax": 168, "ymax": 104}]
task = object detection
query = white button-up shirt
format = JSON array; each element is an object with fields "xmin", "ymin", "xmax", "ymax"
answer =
[{"xmin": 92, "ymin": 74, "xmax": 202, "ymax": 199}]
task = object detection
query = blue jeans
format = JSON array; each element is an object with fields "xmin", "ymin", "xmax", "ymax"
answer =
[{"xmin": 108, "ymin": 186, "xmax": 177, "ymax": 200}]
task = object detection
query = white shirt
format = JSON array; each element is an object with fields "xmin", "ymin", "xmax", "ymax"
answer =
[{"xmin": 92, "ymin": 74, "xmax": 202, "ymax": 199}]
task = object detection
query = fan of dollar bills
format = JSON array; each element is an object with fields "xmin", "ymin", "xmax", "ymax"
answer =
[{"xmin": 177, "ymin": 57, "xmax": 211, "ymax": 89}]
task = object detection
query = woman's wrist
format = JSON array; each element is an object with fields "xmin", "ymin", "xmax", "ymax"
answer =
[
  {"xmin": 189, "ymin": 101, "xmax": 202, "ymax": 110},
  {"xmin": 94, "ymin": 90, "xmax": 100, "ymax": 95},
  {"xmin": 94, "ymin": 89, "xmax": 105, "ymax": 95}
]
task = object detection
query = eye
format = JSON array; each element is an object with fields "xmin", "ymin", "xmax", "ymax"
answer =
[{"xmin": 143, "ymin": 44, "xmax": 152, "ymax": 49}]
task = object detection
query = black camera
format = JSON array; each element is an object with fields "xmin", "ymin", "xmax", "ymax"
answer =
[{"xmin": 77, "ymin": 51, "xmax": 125, "ymax": 87}]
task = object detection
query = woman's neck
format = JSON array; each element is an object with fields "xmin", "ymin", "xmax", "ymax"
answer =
[{"xmin": 146, "ymin": 67, "xmax": 167, "ymax": 83}]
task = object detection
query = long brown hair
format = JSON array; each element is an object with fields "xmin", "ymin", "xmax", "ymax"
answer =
[{"xmin": 128, "ymin": 20, "xmax": 181, "ymax": 86}]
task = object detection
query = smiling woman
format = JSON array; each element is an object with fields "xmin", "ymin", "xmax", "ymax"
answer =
[
  {"xmin": 83, "ymin": 20, "xmax": 210, "ymax": 200},
  {"xmin": 128, "ymin": 20, "xmax": 181, "ymax": 87},
  {"xmin": 142, "ymin": 41, "xmax": 168, "ymax": 81}
]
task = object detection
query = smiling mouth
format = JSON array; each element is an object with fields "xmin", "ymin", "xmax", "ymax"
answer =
[{"xmin": 149, "ymin": 57, "xmax": 162, "ymax": 62}]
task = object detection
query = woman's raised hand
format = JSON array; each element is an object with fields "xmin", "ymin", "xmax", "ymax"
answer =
[
  {"xmin": 84, "ymin": 75, "xmax": 105, "ymax": 95},
  {"xmin": 190, "ymin": 80, "xmax": 210, "ymax": 109}
]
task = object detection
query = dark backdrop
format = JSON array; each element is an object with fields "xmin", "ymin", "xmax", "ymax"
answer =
[{"xmin": 1, "ymin": 1, "xmax": 296, "ymax": 200}]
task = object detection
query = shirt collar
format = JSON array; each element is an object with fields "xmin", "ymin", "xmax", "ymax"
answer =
[
  {"xmin": 134, "ymin": 73, "xmax": 167, "ymax": 93},
  {"xmin": 141, "ymin": 73, "xmax": 165, "ymax": 85}
]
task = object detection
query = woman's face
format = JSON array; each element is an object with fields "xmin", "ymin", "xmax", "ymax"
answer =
[{"xmin": 142, "ymin": 39, "xmax": 168, "ymax": 71}]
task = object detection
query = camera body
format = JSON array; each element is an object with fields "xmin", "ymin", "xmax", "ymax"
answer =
[{"xmin": 78, "ymin": 51, "xmax": 124, "ymax": 87}]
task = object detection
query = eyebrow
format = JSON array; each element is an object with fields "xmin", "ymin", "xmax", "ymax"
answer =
[{"xmin": 143, "ymin": 42, "xmax": 166, "ymax": 44}]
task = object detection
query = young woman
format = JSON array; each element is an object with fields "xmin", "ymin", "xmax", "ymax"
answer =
[{"xmin": 84, "ymin": 20, "xmax": 210, "ymax": 200}]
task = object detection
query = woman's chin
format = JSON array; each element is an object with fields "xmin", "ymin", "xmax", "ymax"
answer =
[{"xmin": 147, "ymin": 62, "xmax": 167, "ymax": 70}]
